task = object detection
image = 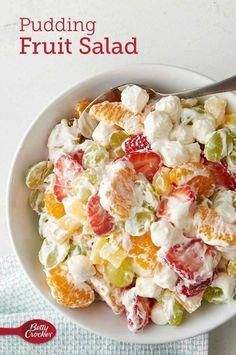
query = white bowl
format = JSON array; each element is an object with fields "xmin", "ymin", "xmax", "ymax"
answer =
[{"xmin": 7, "ymin": 64, "xmax": 236, "ymax": 344}]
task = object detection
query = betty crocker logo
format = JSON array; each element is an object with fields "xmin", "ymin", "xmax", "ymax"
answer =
[{"xmin": 0, "ymin": 319, "xmax": 56, "ymax": 344}]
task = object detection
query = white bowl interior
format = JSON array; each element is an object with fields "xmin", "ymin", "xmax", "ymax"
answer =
[{"xmin": 7, "ymin": 64, "xmax": 236, "ymax": 343}]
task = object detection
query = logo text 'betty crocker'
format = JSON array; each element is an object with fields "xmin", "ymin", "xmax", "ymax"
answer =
[
  {"xmin": 0, "ymin": 319, "xmax": 56, "ymax": 344},
  {"xmin": 25, "ymin": 323, "xmax": 52, "ymax": 339},
  {"xmin": 22, "ymin": 320, "xmax": 56, "ymax": 343}
]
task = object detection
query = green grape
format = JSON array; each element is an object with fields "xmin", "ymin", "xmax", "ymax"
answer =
[
  {"xmin": 135, "ymin": 178, "xmax": 158, "ymax": 211},
  {"xmin": 73, "ymin": 170, "xmax": 96, "ymax": 203},
  {"xmin": 109, "ymin": 131, "xmax": 128, "ymax": 150},
  {"xmin": 125, "ymin": 207, "xmax": 154, "ymax": 236},
  {"xmin": 162, "ymin": 290, "xmax": 184, "ymax": 326},
  {"xmin": 204, "ymin": 128, "xmax": 233, "ymax": 162},
  {"xmin": 227, "ymin": 149, "xmax": 236, "ymax": 170},
  {"xmin": 83, "ymin": 142, "xmax": 109, "ymax": 169},
  {"xmin": 38, "ymin": 239, "xmax": 70, "ymax": 270},
  {"xmin": 230, "ymin": 128, "xmax": 236, "ymax": 145},
  {"xmin": 193, "ymin": 105, "xmax": 205, "ymax": 114},
  {"xmin": 105, "ymin": 259, "xmax": 134, "ymax": 288},
  {"xmin": 26, "ymin": 161, "xmax": 53, "ymax": 189},
  {"xmin": 29, "ymin": 189, "xmax": 45, "ymax": 214},
  {"xmin": 68, "ymin": 244, "xmax": 82, "ymax": 257},
  {"xmin": 169, "ymin": 302, "xmax": 184, "ymax": 326},
  {"xmin": 84, "ymin": 168, "xmax": 100, "ymax": 185},
  {"xmin": 203, "ymin": 287, "xmax": 223, "ymax": 303}
]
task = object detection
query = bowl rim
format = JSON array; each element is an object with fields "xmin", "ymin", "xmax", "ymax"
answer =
[{"xmin": 6, "ymin": 63, "xmax": 236, "ymax": 344}]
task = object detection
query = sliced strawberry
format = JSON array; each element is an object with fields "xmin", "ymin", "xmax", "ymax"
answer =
[
  {"xmin": 87, "ymin": 194, "xmax": 114, "ymax": 235},
  {"xmin": 202, "ymin": 158, "xmax": 236, "ymax": 190},
  {"xmin": 54, "ymin": 154, "xmax": 83, "ymax": 179},
  {"xmin": 53, "ymin": 176, "xmax": 68, "ymax": 202},
  {"xmin": 123, "ymin": 134, "xmax": 151, "ymax": 154},
  {"xmin": 127, "ymin": 151, "xmax": 161, "ymax": 181},
  {"xmin": 162, "ymin": 239, "xmax": 219, "ymax": 284},
  {"xmin": 112, "ymin": 155, "xmax": 128, "ymax": 164},
  {"xmin": 171, "ymin": 185, "xmax": 196, "ymax": 203},
  {"xmin": 176, "ymin": 276, "xmax": 213, "ymax": 297},
  {"xmin": 122, "ymin": 288, "xmax": 151, "ymax": 332},
  {"xmin": 53, "ymin": 154, "xmax": 83, "ymax": 201},
  {"xmin": 72, "ymin": 150, "xmax": 84, "ymax": 165}
]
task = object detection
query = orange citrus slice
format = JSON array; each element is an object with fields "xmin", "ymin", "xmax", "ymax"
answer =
[
  {"xmin": 46, "ymin": 264, "xmax": 95, "ymax": 308},
  {"xmin": 195, "ymin": 205, "xmax": 236, "ymax": 246},
  {"xmin": 44, "ymin": 193, "xmax": 65, "ymax": 219},
  {"xmin": 169, "ymin": 162, "xmax": 215, "ymax": 197},
  {"xmin": 128, "ymin": 232, "xmax": 159, "ymax": 272}
]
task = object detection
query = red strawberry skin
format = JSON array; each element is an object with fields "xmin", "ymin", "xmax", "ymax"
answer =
[
  {"xmin": 87, "ymin": 194, "xmax": 114, "ymax": 236},
  {"xmin": 161, "ymin": 239, "xmax": 219, "ymax": 284},
  {"xmin": 171, "ymin": 185, "xmax": 195, "ymax": 202},
  {"xmin": 112, "ymin": 155, "xmax": 128, "ymax": 164},
  {"xmin": 127, "ymin": 151, "xmax": 161, "ymax": 181},
  {"xmin": 202, "ymin": 158, "xmax": 236, "ymax": 190},
  {"xmin": 122, "ymin": 288, "xmax": 151, "ymax": 332},
  {"xmin": 123, "ymin": 134, "xmax": 151, "ymax": 154},
  {"xmin": 53, "ymin": 176, "xmax": 68, "ymax": 202},
  {"xmin": 53, "ymin": 154, "xmax": 83, "ymax": 201},
  {"xmin": 72, "ymin": 150, "xmax": 84, "ymax": 165},
  {"xmin": 176, "ymin": 276, "xmax": 213, "ymax": 297}
]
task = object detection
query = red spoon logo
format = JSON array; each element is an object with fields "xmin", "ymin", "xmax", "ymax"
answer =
[{"xmin": 0, "ymin": 319, "xmax": 56, "ymax": 344}]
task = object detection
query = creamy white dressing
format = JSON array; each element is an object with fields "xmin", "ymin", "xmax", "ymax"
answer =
[
  {"xmin": 135, "ymin": 277, "xmax": 162, "ymax": 298},
  {"xmin": 213, "ymin": 189, "xmax": 236, "ymax": 224},
  {"xmin": 48, "ymin": 119, "xmax": 81, "ymax": 162},
  {"xmin": 144, "ymin": 110, "xmax": 173, "ymax": 143},
  {"xmin": 152, "ymin": 140, "xmax": 190, "ymax": 167},
  {"xmin": 67, "ymin": 254, "xmax": 96, "ymax": 283},
  {"xmin": 92, "ymin": 121, "xmax": 117, "ymax": 147},
  {"xmin": 165, "ymin": 196, "xmax": 192, "ymax": 229},
  {"xmin": 151, "ymin": 302, "xmax": 168, "ymax": 325},
  {"xmin": 150, "ymin": 220, "xmax": 185, "ymax": 249},
  {"xmin": 121, "ymin": 85, "xmax": 149, "ymax": 114},
  {"xmin": 154, "ymin": 263, "xmax": 178, "ymax": 290},
  {"xmin": 192, "ymin": 115, "xmax": 216, "ymax": 144},
  {"xmin": 39, "ymin": 213, "xmax": 68, "ymax": 243},
  {"xmin": 169, "ymin": 124, "xmax": 194, "ymax": 144},
  {"xmin": 155, "ymin": 96, "xmax": 182, "ymax": 125}
]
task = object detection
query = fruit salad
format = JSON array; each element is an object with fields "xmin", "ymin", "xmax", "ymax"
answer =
[{"xmin": 26, "ymin": 85, "xmax": 236, "ymax": 332}]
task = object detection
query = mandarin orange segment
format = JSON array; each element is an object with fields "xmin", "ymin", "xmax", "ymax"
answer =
[
  {"xmin": 195, "ymin": 205, "xmax": 236, "ymax": 246},
  {"xmin": 46, "ymin": 264, "xmax": 95, "ymax": 308},
  {"xmin": 153, "ymin": 167, "xmax": 172, "ymax": 195},
  {"xmin": 74, "ymin": 98, "xmax": 91, "ymax": 117},
  {"xmin": 110, "ymin": 165, "xmax": 136, "ymax": 219},
  {"xmin": 100, "ymin": 162, "xmax": 136, "ymax": 220},
  {"xmin": 169, "ymin": 162, "xmax": 215, "ymax": 197},
  {"xmin": 44, "ymin": 193, "xmax": 65, "ymax": 219},
  {"xmin": 89, "ymin": 101, "xmax": 133, "ymax": 125},
  {"xmin": 128, "ymin": 232, "xmax": 159, "ymax": 272},
  {"xmin": 89, "ymin": 101, "xmax": 144, "ymax": 134}
]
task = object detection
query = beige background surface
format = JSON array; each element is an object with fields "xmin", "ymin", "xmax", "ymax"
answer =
[{"xmin": 0, "ymin": 1, "xmax": 236, "ymax": 353}]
